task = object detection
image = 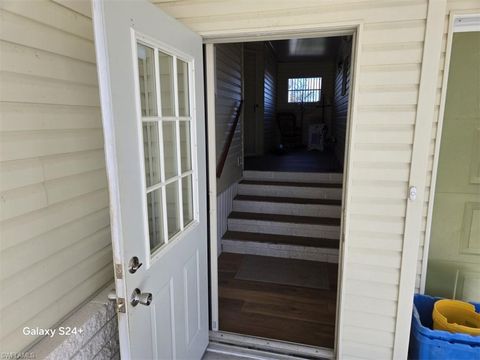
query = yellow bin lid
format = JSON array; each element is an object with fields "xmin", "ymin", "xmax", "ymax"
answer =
[{"xmin": 433, "ymin": 299, "xmax": 480, "ymax": 336}]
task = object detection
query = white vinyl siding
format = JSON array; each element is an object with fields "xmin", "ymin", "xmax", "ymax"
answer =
[
  {"xmin": 150, "ymin": 0, "xmax": 435, "ymax": 358},
  {"xmin": 0, "ymin": 0, "xmax": 112, "ymax": 353}
]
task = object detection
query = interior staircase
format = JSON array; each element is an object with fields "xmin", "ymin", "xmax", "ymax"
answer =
[{"xmin": 221, "ymin": 170, "xmax": 343, "ymax": 263}]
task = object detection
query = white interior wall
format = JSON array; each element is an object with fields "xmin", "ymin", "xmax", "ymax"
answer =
[
  {"xmin": 215, "ymin": 43, "xmax": 243, "ymax": 193},
  {"xmin": 216, "ymin": 182, "xmax": 239, "ymax": 256},
  {"xmin": 333, "ymin": 38, "xmax": 352, "ymax": 168}
]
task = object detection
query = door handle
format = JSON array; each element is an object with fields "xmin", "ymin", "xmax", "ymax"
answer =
[{"xmin": 131, "ymin": 288, "xmax": 152, "ymax": 306}]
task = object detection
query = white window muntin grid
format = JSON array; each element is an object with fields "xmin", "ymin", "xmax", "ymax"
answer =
[{"xmin": 135, "ymin": 34, "xmax": 198, "ymax": 258}]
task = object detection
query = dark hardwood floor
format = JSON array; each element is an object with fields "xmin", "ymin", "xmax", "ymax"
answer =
[
  {"xmin": 218, "ymin": 253, "xmax": 338, "ymax": 348},
  {"xmin": 244, "ymin": 148, "xmax": 342, "ymax": 173}
]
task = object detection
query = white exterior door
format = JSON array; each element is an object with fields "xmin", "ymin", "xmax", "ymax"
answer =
[{"xmin": 92, "ymin": 0, "xmax": 209, "ymax": 359}]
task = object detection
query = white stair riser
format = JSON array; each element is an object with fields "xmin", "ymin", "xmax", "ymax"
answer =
[
  {"xmin": 238, "ymin": 184, "xmax": 342, "ymax": 200},
  {"xmin": 233, "ymin": 200, "xmax": 341, "ymax": 218},
  {"xmin": 228, "ymin": 218, "xmax": 340, "ymax": 239},
  {"xmin": 222, "ymin": 239, "xmax": 339, "ymax": 263},
  {"xmin": 243, "ymin": 170, "xmax": 343, "ymax": 184}
]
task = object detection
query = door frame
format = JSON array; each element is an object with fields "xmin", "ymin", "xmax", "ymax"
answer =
[
  {"xmin": 204, "ymin": 22, "xmax": 362, "ymax": 359},
  {"xmin": 419, "ymin": 10, "xmax": 480, "ymax": 294}
]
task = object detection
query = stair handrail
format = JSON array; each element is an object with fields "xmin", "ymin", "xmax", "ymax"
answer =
[{"xmin": 216, "ymin": 100, "xmax": 243, "ymax": 178}]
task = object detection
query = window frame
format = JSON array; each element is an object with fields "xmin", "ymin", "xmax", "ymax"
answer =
[
  {"xmin": 133, "ymin": 31, "xmax": 199, "ymax": 258},
  {"xmin": 287, "ymin": 76, "xmax": 322, "ymax": 103}
]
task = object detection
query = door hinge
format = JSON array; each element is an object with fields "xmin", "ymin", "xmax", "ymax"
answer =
[
  {"xmin": 116, "ymin": 298, "xmax": 126, "ymax": 313},
  {"xmin": 115, "ymin": 263, "xmax": 123, "ymax": 279}
]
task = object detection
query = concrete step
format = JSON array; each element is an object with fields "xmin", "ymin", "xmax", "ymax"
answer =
[
  {"xmin": 243, "ymin": 170, "xmax": 343, "ymax": 184},
  {"xmin": 233, "ymin": 195, "xmax": 342, "ymax": 218},
  {"xmin": 238, "ymin": 180, "xmax": 342, "ymax": 200},
  {"xmin": 227, "ymin": 212, "xmax": 340, "ymax": 239},
  {"xmin": 221, "ymin": 231, "xmax": 339, "ymax": 263}
]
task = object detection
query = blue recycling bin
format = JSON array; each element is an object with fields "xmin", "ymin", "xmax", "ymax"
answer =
[{"xmin": 409, "ymin": 294, "xmax": 480, "ymax": 359}]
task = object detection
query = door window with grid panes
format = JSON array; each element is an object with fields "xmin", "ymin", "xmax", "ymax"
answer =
[{"xmin": 136, "ymin": 41, "xmax": 196, "ymax": 255}]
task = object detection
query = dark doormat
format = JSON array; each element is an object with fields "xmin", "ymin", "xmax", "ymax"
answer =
[{"xmin": 235, "ymin": 255, "xmax": 329, "ymax": 290}]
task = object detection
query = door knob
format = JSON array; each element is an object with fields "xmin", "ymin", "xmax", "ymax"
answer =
[
  {"xmin": 130, "ymin": 288, "xmax": 152, "ymax": 306},
  {"xmin": 128, "ymin": 256, "xmax": 143, "ymax": 274}
]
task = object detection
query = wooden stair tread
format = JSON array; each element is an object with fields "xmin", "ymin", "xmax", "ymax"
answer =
[
  {"xmin": 228, "ymin": 211, "xmax": 340, "ymax": 226},
  {"xmin": 240, "ymin": 179, "xmax": 342, "ymax": 188},
  {"xmin": 222, "ymin": 231, "xmax": 338, "ymax": 249},
  {"xmin": 234, "ymin": 194, "xmax": 341, "ymax": 206}
]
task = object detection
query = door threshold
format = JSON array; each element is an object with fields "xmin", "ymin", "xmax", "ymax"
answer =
[{"xmin": 209, "ymin": 331, "xmax": 334, "ymax": 360}]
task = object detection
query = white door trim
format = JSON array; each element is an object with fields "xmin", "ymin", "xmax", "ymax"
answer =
[
  {"xmin": 419, "ymin": 10, "xmax": 480, "ymax": 294},
  {"xmin": 92, "ymin": 1, "xmax": 131, "ymax": 357},
  {"xmin": 204, "ymin": 24, "xmax": 361, "ymax": 360},
  {"xmin": 392, "ymin": 1, "xmax": 447, "ymax": 358}
]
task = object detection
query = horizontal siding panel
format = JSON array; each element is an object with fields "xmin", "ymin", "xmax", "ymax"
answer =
[
  {"xmin": 1, "ymin": 169, "xmax": 107, "ymax": 220},
  {"xmin": 0, "ymin": 71, "xmax": 100, "ymax": 106},
  {"xmin": 0, "ymin": 208, "xmax": 110, "ymax": 281},
  {"xmin": 0, "ymin": 189, "xmax": 109, "ymax": 251},
  {"xmin": 52, "ymin": 0, "xmax": 92, "ymax": 18},
  {"xmin": 353, "ymin": 147, "xmax": 412, "ymax": 163},
  {"xmin": 359, "ymin": 64, "xmax": 420, "ymax": 86},
  {"xmin": 1, "ymin": 0, "xmax": 94, "ymax": 40},
  {"xmin": 355, "ymin": 126, "xmax": 414, "ymax": 144},
  {"xmin": 0, "ymin": 102, "xmax": 101, "ymax": 131},
  {"xmin": 345, "ymin": 279, "xmax": 399, "ymax": 301},
  {"xmin": 356, "ymin": 108, "xmax": 417, "ymax": 125},
  {"xmin": 43, "ymin": 150, "xmax": 106, "ymax": 180},
  {"xmin": 343, "ymin": 326, "xmax": 395, "ymax": 348},
  {"xmin": 0, "ymin": 9, "xmax": 95, "ymax": 63},
  {"xmin": 350, "ymin": 181, "xmax": 408, "ymax": 199},
  {"xmin": 0, "ymin": 158, "xmax": 44, "ymax": 192},
  {"xmin": 350, "ymin": 198, "xmax": 406, "ymax": 217},
  {"xmin": 352, "ymin": 166, "xmax": 410, "ymax": 182},
  {"xmin": 349, "ymin": 215, "xmax": 405, "ymax": 234},
  {"xmin": 0, "ymin": 40, "xmax": 98, "ymax": 86},
  {"xmin": 44, "ymin": 168, "xmax": 107, "ymax": 205},
  {"xmin": 349, "ymin": 232, "xmax": 403, "ymax": 252},
  {"xmin": 343, "ymin": 295, "xmax": 398, "ymax": 317},
  {"xmin": 0, "ymin": 245, "xmax": 112, "ymax": 338},
  {"xmin": 163, "ymin": 1, "xmax": 428, "ymax": 33},
  {"xmin": 0, "ymin": 129, "xmax": 104, "ymax": 161},
  {"xmin": 0, "ymin": 150, "xmax": 105, "ymax": 192},
  {"xmin": 343, "ymin": 341, "xmax": 393, "ymax": 360},
  {"xmin": 362, "ymin": 20, "xmax": 426, "ymax": 44},
  {"xmin": 0, "ymin": 263, "xmax": 112, "ymax": 352},
  {"xmin": 358, "ymin": 87, "xmax": 419, "ymax": 106},
  {"xmin": 347, "ymin": 248, "xmax": 402, "ymax": 270},
  {"xmin": 0, "ymin": 183, "xmax": 48, "ymax": 221},
  {"xmin": 342, "ymin": 309, "xmax": 396, "ymax": 332},
  {"xmin": 155, "ymin": 0, "xmax": 422, "ymax": 18},
  {"xmin": 347, "ymin": 263, "xmax": 400, "ymax": 285},
  {"xmin": 1, "ymin": 227, "xmax": 111, "ymax": 310},
  {"xmin": 362, "ymin": 42, "xmax": 423, "ymax": 65}
]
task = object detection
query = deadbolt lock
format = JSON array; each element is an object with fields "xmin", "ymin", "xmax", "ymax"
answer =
[
  {"xmin": 128, "ymin": 256, "xmax": 143, "ymax": 274},
  {"xmin": 130, "ymin": 288, "xmax": 152, "ymax": 307}
]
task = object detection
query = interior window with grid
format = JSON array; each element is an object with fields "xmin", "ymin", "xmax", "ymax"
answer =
[
  {"xmin": 287, "ymin": 77, "xmax": 322, "ymax": 103},
  {"xmin": 136, "ymin": 42, "xmax": 195, "ymax": 255}
]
